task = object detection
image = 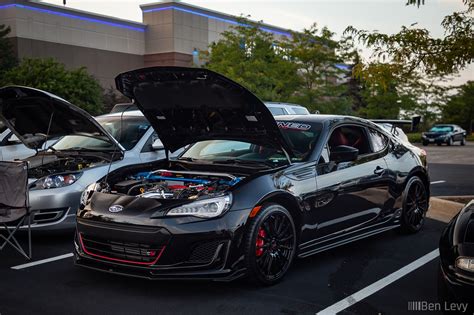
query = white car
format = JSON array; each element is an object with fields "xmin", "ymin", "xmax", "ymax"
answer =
[
  {"xmin": 0, "ymin": 86, "xmax": 169, "ymax": 230},
  {"xmin": 265, "ymin": 102, "xmax": 311, "ymax": 116}
]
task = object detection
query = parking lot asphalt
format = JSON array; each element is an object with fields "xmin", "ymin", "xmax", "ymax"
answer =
[
  {"xmin": 0, "ymin": 142, "xmax": 472, "ymax": 315},
  {"xmin": 419, "ymin": 141, "xmax": 474, "ymax": 196},
  {"xmin": 0, "ymin": 219, "xmax": 446, "ymax": 315}
]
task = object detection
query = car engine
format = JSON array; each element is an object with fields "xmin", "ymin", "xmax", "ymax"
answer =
[
  {"xmin": 112, "ymin": 170, "xmax": 242, "ymax": 200},
  {"xmin": 28, "ymin": 156, "xmax": 106, "ymax": 179}
]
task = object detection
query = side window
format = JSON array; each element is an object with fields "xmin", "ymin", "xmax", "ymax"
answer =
[
  {"xmin": 268, "ymin": 107, "xmax": 286, "ymax": 116},
  {"xmin": 328, "ymin": 125, "xmax": 371, "ymax": 156},
  {"xmin": 368, "ymin": 129, "xmax": 388, "ymax": 153}
]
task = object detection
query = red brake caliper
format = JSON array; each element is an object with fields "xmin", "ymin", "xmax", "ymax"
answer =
[{"xmin": 255, "ymin": 228, "xmax": 266, "ymax": 257}]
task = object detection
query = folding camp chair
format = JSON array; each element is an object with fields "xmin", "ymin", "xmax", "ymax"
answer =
[{"xmin": 0, "ymin": 161, "xmax": 33, "ymax": 259}]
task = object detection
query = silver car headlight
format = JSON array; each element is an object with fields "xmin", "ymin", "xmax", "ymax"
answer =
[
  {"xmin": 36, "ymin": 172, "xmax": 82, "ymax": 189},
  {"xmin": 167, "ymin": 194, "xmax": 232, "ymax": 218},
  {"xmin": 456, "ymin": 257, "xmax": 474, "ymax": 272},
  {"xmin": 80, "ymin": 182, "xmax": 100, "ymax": 208}
]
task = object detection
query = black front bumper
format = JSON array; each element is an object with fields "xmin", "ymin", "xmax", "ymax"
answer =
[
  {"xmin": 438, "ymin": 216, "xmax": 474, "ymax": 305},
  {"xmin": 74, "ymin": 210, "xmax": 251, "ymax": 281}
]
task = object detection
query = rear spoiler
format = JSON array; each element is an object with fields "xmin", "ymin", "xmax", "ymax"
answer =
[{"xmin": 371, "ymin": 116, "xmax": 421, "ymax": 133}]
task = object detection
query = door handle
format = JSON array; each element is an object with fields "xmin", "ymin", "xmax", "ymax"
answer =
[{"xmin": 374, "ymin": 166, "xmax": 385, "ymax": 175}]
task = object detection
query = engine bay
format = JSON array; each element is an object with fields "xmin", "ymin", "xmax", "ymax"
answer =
[
  {"xmin": 111, "ymin": 170, "xmax": 243, "ymax": 200},
  {"xmin": 28, "ymin": 155, "xmax": 106, "ymax": 179}
]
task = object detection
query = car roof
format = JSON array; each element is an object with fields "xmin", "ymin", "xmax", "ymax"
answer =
[
  {"xmin": 265, "ymin": 102, "xmax": 306, "ymax": 108},
  {"xmin": 96, "ymin": 110, "xmax": 144, "ymax": 119},
  {"xmin": 275, "ymin": 114, "xmax": 368, "ymax": 124}
]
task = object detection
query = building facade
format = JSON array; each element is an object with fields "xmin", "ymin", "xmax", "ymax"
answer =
[{"xmin": 0, "ymin": 0, "xmax": 291, "ymax": 88}]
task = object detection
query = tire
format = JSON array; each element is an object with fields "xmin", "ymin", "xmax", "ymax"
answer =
[
  {"xmin": 447, "ymin": 137, "xmax": 453, "ymax": 146},
  {"xmin": 461, "ymin": 137, "xmax": 466, "ymax": 146},
  {"xmin": 422, "ymin": 141, "xmax": 429, "ymax": 146},
  {"xmin": 437, "ymin": 142, "xmax": 442, "ymax": 146},
  {"xmin": 243, "ymin": 203, "xmax": 297, "ymax": 285},
  {"xmin": 399, "ymin": 176, "xmax": 429, "ymax": 234}
]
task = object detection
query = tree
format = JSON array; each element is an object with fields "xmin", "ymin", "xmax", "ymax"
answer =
[
  {"xmin": 0, "ymin": 24, "xmax": 18, "ymax": 74},
  {"xmin": 442, "ymin": 81, "xmax": 474, "ymax": 134},
  {"xmin": 102, "ymin": 86, "xmax": 130, "ymax": 113},
  {"xmin": 201, "ymin": 18, "xmax": 301, "ymax": 102},
  {"xmin": 345, "ymin": 0, "xmax": 473, "ymax": 84},
  {"xmin": 1, "ymin": 58, "xmax": 104, "ymax": 114},
  {"xmin": 281, "ymin": 24, "xmax": 353, "ymax": 114}
]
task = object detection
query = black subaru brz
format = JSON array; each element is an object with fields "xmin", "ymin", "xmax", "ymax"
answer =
[{"xmin": 75, "ymin": 67, "xmax": 430, "ymax": 285}]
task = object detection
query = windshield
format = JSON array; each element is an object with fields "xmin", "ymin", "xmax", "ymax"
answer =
[
  {"xmin": 430, "ymin": 125, "xmax": 453, "ymax": 132},
  {"xmin": 52, "ymin": 116, "xmax": 150, "ymax": 151},
  {"xmin": 181, "ymin": 121, "xmax": 323, "ymax": 166}
]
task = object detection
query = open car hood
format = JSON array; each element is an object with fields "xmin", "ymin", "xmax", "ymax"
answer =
[
  {"xmin": 0, "ymin": 86, "xmax": 122, "ymax": 151},
  {"xmin": 115, "ymin": 67, "xmax": 294, "ymax": 155}
]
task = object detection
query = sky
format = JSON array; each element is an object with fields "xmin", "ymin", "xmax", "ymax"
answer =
[{"xmin": 40, "ymin": 0, "xmax": 473, "ymax": 85}]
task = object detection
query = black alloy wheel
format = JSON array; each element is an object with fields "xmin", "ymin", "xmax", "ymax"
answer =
[
  {"xmin": 400, "ymin": 177, "xmax": 429, "ymax": 233},
  {"xmin": 244, "ymin": 204, "xmax": 296, "ymax": 285}
]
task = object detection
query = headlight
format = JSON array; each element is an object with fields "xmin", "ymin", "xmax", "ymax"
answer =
[
  {"xmin": 36, "ymin": 172, "xmax": 82, "ymax": 189},
  {"xmin": 167, "ymin": 194, "xmax": 232, "ymax": 218},
  {"xmin": 456, "ymin": 257, "xmax": 474, "ymax": 272},
  {"xmin": 80, "ymin": 182, "xmax": 99, "ymax": 208}
]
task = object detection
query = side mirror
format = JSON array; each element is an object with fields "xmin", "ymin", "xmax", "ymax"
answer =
[
  {"xmin": 330, "ymin": 145, "xmax": 359, "ymax": 163},
  {"xmin": 151, "ymin": 139, "xmax": 164, "ymax": 151}
]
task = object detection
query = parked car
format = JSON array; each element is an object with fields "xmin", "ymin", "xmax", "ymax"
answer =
[
  {"xmin": 0, "ymin": 86, "xmax": 167, "ymax": 230},
  {"xmin": 422, "ymin": 124, "xmax": 466, "ymax": 146},
  {"xmin": 0, "ymin": 128, "xmax": 57, "ymax": 161},
  {"xmin": 265, "ymin": 102, "xmax": 310, "ymax": 116},
  {"xmin": 438, "ymin": 200, "xmax": 474, "ymax": 310},
  {"xmin": 110, "ymin": 103, "xmax": 138, "ymax": 113},
  {"xmin": 75, "ymin": 67, "xmax": 430, "ymax": 285}
]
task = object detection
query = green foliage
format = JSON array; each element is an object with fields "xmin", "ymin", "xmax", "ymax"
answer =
[
  {"xmin": 201, "ymin": 18, "xmax": 301, "ymax": 102},
  {"xmin": 358, "ymin": 83, "xmax": 417, "ymax": 119},
  {"xmin": 0, "ymin": 24, "xmax": 18, "ymax": 74},
  {"xmin": 282, "ymin": 24, "xmax": 353, "ymax": 114},
  {"xmin": 201, "ymin": 19, "xmax": 357, "ymax": 115},
  {"xmin": 102, "ymin": 86, "xmax": 130, "ymax": 113},
  {"xmin": 1, "ymin": 58, "xmax": 104, "ymax": 115},
  {"xmin": 406, "ymin": 133, "xmax": 422, "ymax": 143},
  {"xmin": 441, "ymin": 81, "xmax": 474, "ymax": 134},
  {"xmin": 345, "ymin": 1, "xmax": 473, "ymax": 82},
  {"xmin": 342, "ymin": 0, "xmax": 473, "ymax": 121}
]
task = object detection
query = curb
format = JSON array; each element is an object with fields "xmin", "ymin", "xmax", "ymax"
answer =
[{"xmin": 427, "ymin": 197, "xmax": 465, "ymax": 223}]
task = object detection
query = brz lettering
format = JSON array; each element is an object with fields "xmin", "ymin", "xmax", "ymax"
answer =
[{"xmin": 277, "ymin": 122, "xmax": 311, "ymax": 131}]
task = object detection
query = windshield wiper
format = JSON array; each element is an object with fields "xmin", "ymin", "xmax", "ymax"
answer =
[
  {"xmin": 214, "ymin": 159, "xmax": 275, "ymax": 168},
  {"xmin": 177, "ymin": 157, "xmax": 212, "ymax": 164}
]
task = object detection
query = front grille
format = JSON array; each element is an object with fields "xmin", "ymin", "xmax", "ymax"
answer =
[
  {"xmin": 79, "ymin": 234, "xmax": 165, "ymax": 266},
  {"xmin": 188, "ymin": 240, "xmax": 222, "ymax": 264}
]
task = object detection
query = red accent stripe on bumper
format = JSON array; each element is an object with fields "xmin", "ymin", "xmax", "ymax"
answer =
[{"xmin": 78, "ymin": 233, "xmax": 165, "ymax": 266}]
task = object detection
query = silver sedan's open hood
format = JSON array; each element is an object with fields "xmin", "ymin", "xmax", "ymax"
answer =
[
  {"xmin": 0, "ymin": 86, "xmax": 122, "ymax": 151},
  {"xmin": 115, "ymin": 67, "xmax": 294, "ymax": 156}
]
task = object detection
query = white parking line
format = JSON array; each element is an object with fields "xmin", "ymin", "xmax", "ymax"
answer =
[
  {"xmin": 11, "ymin": 253, "xmax": 73, "ymax": 270},
  {"xmin": 316, "ymin": 249, "xmax": 439, "ymax": 315},
  {"xmin": 430, "ymin": 180, "xmax": 446, "ymax": 185}
]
